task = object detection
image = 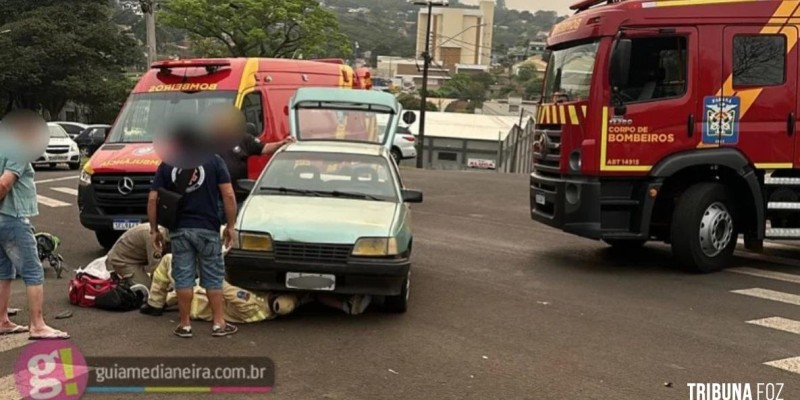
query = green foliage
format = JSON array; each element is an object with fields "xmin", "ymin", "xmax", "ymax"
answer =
[
  {"xmin": 0, "ymin": 0, "xmax": 140, "ymax": 119},
  {"xmin": 434, "ymin": 72, "xmax": 494, "ymax": 107},
  {"xmin": 160, "ymin": 0, "xmax": 351, "ymax": 58},
  {"xmin": 397, "ymin": 93, "xmax": 438, "ymax": 112}
]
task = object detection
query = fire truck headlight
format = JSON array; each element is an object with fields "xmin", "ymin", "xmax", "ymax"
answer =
[
  {"xmin": 79, "ymin": 164, "xmax": 93, "ymax": 185},
  {"xmin": 569, "ymin": 150, "xmax": 582, "ymax": 172}
]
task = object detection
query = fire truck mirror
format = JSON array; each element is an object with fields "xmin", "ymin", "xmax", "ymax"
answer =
[{"xmin": 610, "ymin": 38, "xmax": 632, "ymax": 88}]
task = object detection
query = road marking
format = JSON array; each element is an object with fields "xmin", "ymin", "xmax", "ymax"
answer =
[
  {"xmin": 728, "ymin": 267, "xmax": 800, "ymax": 284},
  {"xmin": 732, "ymin": 288, "xmax": 800, "ymax": 306},
  {"xmin": 51, "ymin": 187, "xmax": 78, "ymax": 196},
  {"xmin": 0, "ymin": 373, "xmax": 19, "ymax": 400},
  {"xmin": 747, "ymin": 317, "xmax": 800, "ymax": 335},
  {"xmin": 36, "ymin": 195, "xmax": 70, "ymax": 208},
  {"xmin": 34, "ymin": 175, "xmax": 79, "ymax": 185},
  {"xmin": 734, "ymin": 250, "xmax": 800, "ymax": 269},
  {"xmin": 0, "ymin": 334, "xmax": 31, "ymax": 353},
  {"xmin": 765, "ymin": 357, "xmax": 800, "ymax": 375}
]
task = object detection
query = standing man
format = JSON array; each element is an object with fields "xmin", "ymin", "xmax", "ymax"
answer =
[
  {"xmin": 148, "ymin": 153, "xmax": 238, "ymax": 338},
  {"xmin": 212, "ymin": 107, "xmax": 293, "ymax": 205},
  {"xmin": 0, "ymin": 111, "xmax": 68, "ymax": 340}
]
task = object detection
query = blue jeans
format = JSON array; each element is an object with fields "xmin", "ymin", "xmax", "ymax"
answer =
[
  {"xmin": 0, "ymin": 215, "xmax": 43, "ymax": 286},
  {"xmin": 169, "ymin": 228, "xmax": 223, "ymax": 290}
]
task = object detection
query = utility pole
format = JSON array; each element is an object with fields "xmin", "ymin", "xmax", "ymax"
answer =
[
  {"xmin": 413, "ymin": 0, "xmax": 448, "ymax": 169},
  {"xmin": 141, "ymin": 0, "xmax": 157, "ymax": 65}
]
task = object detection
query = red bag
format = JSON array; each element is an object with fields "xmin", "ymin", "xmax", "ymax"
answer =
[{"xmin": 68, "ymin": 273, "xmax": 116, "ymax": 308}]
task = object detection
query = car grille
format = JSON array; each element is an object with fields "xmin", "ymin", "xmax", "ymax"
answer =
[
  {"xmin": 46, "ymin": 146, "xmax": 70, "ymax": 154},
  {"xmin": 273, "ymin": 242, "xmax": 353, "ymax": 264},
  {"xmin": 531, "ymin": 128, "xmax": 562, "ymax": 179},
  {"xmin": 91, "ymin": 174, "xmax": 154, "ymax": 215}
]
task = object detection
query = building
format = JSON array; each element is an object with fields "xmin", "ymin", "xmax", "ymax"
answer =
[
  {"xmin": 376, "ymin": 56, "xmax": 451, "ymax": 90},
  {"xmin": 416, "ymin": 0, "xmax": 495, "ymax": 68}
]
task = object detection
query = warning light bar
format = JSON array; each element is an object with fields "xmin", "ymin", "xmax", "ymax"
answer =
[
  {"xmin": 312, "ymin": 58, "xmax": 345, "ymax": 65},
  {"xmin": 570, "ymin": 0, "xmax": 624, "ymax": 11},
  {"xmin": 150, "ymin": 59, "xmax": 232, "ymax": 74}
]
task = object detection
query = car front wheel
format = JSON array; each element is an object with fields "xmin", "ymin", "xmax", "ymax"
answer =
[
  {"xmin": 385, "ymin": 270, "xmax": 410, "ymax": 313},
  {"xmin": 391, "ymin": 148, "xmax": 402, "ymax": 164}
]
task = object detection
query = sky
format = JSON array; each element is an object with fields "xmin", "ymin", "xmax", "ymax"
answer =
[{"xmin": 461, "ymin": 0, "xmax": 572, "ymax": 15}]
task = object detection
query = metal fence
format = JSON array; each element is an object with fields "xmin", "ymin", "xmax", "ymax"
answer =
[{"xmin": 498, "ymin": 117, "xmax": 536, "ymax": 174}]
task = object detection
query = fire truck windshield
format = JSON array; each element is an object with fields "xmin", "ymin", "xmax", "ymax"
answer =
[
  {"xmin": 542, "ymin": 41, "xmax": 599, "ymax": 103},
  {"xmin": 107, "ymin": 91, "xmax": 237, "ymax": 143}
]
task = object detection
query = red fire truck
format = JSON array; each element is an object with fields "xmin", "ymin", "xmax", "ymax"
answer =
[
  {"xmin": 79, "ymin": 58, "xmax": 372, "ymax": 249},
  {"xmin": 530, "ymin": 0, "xmax": 800, "ymax": 272}
]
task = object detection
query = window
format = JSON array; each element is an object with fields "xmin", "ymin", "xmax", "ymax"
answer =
[
  {"xmin": 733, "ymin": 35, "xmax": 786, "ymax": 87},
  {"xmin": 437, "ymin": 152, "xmax": 458, "ymax": 161},
  {"xmin": 616, "ymin": 36, "xmax": 687, "ymax": 103},
  {"xmin": 241, "ymin": 91, "xmax": 265, "ymax": 135}
]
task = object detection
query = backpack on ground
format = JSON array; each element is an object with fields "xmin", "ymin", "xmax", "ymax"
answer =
[
  {"xmin": 94, "ymin": 281, "xmax": 147, "ymax": 312},
  {"xmin": 68, "ymin": 273, "xmax": 116, "ymax": 308}
]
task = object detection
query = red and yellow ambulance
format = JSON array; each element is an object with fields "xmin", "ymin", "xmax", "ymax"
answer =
[{"xmin": 79, "ymin": 58, "xmax": 372, "ymax": 248}]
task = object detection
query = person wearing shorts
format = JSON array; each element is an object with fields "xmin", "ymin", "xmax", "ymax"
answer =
[
  {"xmin": 0, "ymin": 124, "xmax": 69, "ymax": 339},
  {"xmin": 148, "ymin": 155, "xmax": 238, "ymax": 338}
]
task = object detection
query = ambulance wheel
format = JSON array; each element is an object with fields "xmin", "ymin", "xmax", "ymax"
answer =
[
  {"xmin": 69, "ymin": 162, "xmax": 80, "ymax": 170},
  {"xmin": 385, "ymin": 271, "xmax": 409, "ymax": 314},
  {"xmin": 95, "ymin": 230, "xmax": 122, "ymax": 250},
  {"xmin": 671, "ymin": 183, "xmax": 737, "ymax": 273},
  {"xmin": 602, "ymin": 239, "xmax": 646, "ymax": 248}
]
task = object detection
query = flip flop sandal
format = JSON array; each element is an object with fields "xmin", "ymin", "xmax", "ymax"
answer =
[
  {"xmin": 0, "ymin": 325, "xmax": 29, "ymax": 336},
  {"xmin": 7, "ymin": 308, "xmax": 20, "ymax": 316},
  {"xmin": 29, "ymin": 330, "xmax": 70, "ymax": 341}
]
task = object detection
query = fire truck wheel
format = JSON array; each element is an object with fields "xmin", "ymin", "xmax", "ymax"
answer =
[
  {"xmin": 671, "ymin": 183, "xmax": 737, "ymax": 273},
  {"xmin": 95, "ymin": 230, "xmax": 122, "ymax": 250},
  {"xmin": 602, "ymin": 239, "xmax": 646, "ymax": 248}
]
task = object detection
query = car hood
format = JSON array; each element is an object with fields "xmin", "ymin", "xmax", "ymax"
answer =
[
  {"xmin": 87, "ymin": 143, "xmax": 160, "ymax": 174},
  {"xmin": 239, "ymin": 196, "xmax": 399, "ymax": 244}
]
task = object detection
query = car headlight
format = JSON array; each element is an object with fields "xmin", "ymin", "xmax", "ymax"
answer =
[
  {"xmin": 79, "ymin": 164, "xmax": 93, "ymax": 185},
  {"xmin": 70, "ymin": 142, "xmax": 78, "ymax": 152},
  {"xmin": 238, "ymin": 232, "xmax": 273, "ymax": 252},
  {"xmin": 352, "ymin": 237, "xmax": 399, "ymax": 256}
]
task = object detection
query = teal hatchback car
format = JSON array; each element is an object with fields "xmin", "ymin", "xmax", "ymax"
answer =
[{"xmin": 225, "ymin": 88, "xmax": 422, "ymax": 313}]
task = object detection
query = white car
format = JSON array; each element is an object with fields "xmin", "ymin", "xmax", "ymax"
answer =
[
  {"xmin": 33, "ymin": 123, "xmax": 81, "ymax": 170},
  {"xmin": 391, "ymin": 126, "xmax": 417, "ymax": 163}
]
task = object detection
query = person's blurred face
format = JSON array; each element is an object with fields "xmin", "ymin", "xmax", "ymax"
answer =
[{"xmin": 0, "ymin": 110, "xmax": 49, "ymax": 164}]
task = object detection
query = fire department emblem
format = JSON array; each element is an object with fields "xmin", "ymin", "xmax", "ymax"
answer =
[{"xmin": 703, "ymin": 96, "xmax": 741, "ymax": 145}]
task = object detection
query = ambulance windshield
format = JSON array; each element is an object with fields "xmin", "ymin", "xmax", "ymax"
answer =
[
  {"xmin": 542, "ymin": 40, "xmax": 599, "ymax": 103},
  {"xmin": 107, "ymin": 91, "xmax": 237, "ymax": 143}
]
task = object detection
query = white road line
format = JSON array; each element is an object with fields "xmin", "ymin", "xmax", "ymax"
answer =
[
  {"xmin": 34, "ymin": 176, "xmax": 78, "ymax": 185},
  {"xmin": 765, "ymin": 357, "xmax": 800, "ymax": 375},
  {"xmin": 0, "ymin": 373, "xmax": 19, "ymax": 400},
  {"xmin": 36, "ymin": 195, "xmax": 70, "ymax": 208},
  {"xmin": 732, "ymin": 288, "xmax": 800, "ymax": 306},
  {"xmin": 728, "ymin": 267, "xmax": 800, "ymax": 284},
  {"xmin": 51, "ymin": 187, "xmax": 78, "ymax": 196},
  {"xmin": 0, "ymin": 334, "xmax": 32, "ymax": 353},
  {"xmin": 734, "ymin": 250, "xmax": 800, "ymax": 268},
  {"xmin": 747, "ymin": 317, "xmax": 800, "ymax": 335}
]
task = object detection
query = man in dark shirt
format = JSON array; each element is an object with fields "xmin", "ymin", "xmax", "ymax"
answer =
[{"xmin": 148, "ymin": 154, "xmax": 238, "ymax": 338}]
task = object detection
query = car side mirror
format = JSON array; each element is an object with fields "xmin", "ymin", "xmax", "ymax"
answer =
[
  {"xmin": 245, "ymin": 123, "xmax": 258, "ymax": 137},
  {"xmin": 402, "ymin": 111, "xmax": 417, "ymax": 125},
  {"xmin": 401, "ymin": 189, "xmax": 423, "ymax": 203},
  {"xmin": 237, "ymin": 179, "xmax": 256, "ymax": 193}
]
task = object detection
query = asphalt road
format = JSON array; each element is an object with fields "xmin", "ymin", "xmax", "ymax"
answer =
[{"xmin": 2, "ymin": 166, "xmax": 800, "ymax": 399}]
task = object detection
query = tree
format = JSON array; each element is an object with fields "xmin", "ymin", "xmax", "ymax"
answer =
[
  {"xmin": 436, "ymin": 73, "xmax": 490, "ymax": 106},
  {"xmin": 0, "ymin": 0, "xmax": 140, "ymax": 118},
  {"xmin": 397, "ymin": 93, "xmax": 438, "ymax": 111},
  {"xmin": 160, "ymin": 0, "xmax": 351, "ymax": 58}
]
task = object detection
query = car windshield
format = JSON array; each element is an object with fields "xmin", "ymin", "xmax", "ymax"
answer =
[
  {"xmin": 48, "ymin": 125, "xmax": 68, "ymax": 139},
  {"xmin": 295, "ymin": 103, "xmax": 394, "ymax": 145},
  {"xmin": 256, "ymin": 151, "xmax": 398, "ymax": 202},
  {"xmin": 107, "ymin": 91, "xmax": 237, "ymax": 143},
  {"xmin": 542, "ymin": 40, "xmax": 599, "ymax": 102}
]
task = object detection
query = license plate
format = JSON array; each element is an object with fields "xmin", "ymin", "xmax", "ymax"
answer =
[
  {"xmin": 285, "ymin": 272, "xmax": 336, "ymax": 291},
  {"xmin": 112, "ymin": 220, "xmax": 140, "ymax": 231},
  {"xmin": 535, "ymin": 193, "xmax": 546, "ymax": 205},
  {"xmin": 49, "ymin": 155, "xmax": 67, "ymax": 161}
]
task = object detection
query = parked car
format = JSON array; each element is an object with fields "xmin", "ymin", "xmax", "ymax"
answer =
[
  {"xmin": 225, "ymin": 88, "xmax": 422, "ymax": 313},
  {"xmin": 34, "ymin": 123, "xmax": 81, "ymax": 170},
  {"xmin": 52, "ymin": 121, "xmax": 88, "ymax": 140},
  {"xmin": 74, "ymin": 124, "xmax": 111, "ymax": 157},
  {"xmin": 392, "ymin": 126, "xmax": 417, "ymax": 163}
]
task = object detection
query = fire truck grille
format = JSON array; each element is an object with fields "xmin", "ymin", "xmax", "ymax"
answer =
[
  {"xmin": 532, "ymin": 128, "xmax": 562, "ymax": 179},
  {"xmin": 91, "ymin": 174, "xmax": 154, "ymax": 214},
  {"xmin": 274, "ymin": 242, "xmax": 353, "ymax": 264}
]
